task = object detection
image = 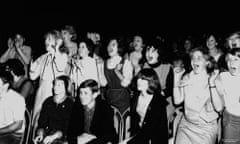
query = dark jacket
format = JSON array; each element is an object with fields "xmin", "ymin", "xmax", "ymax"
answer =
[
  {"xmin": 67, "ymin": 96, "xmax": 118, "ymax": 144},
  {"xmin": 37, "ymin": 96, "xmax": 74, "ymax": 139},
  {"xmin": 128, "ymin": 92, "xmax": 168, "ymax": 144}
]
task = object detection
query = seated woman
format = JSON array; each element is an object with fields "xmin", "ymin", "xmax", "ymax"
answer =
[
  {"xmin": 67, "ymin": 79, "xmax": 117, "ymax": 144},
  {"xmin": 34, "ymin": 75, "xmax": 73, "ymax": 144},
  {"xmin": 123, "ymin": 68, "xmax": 168, "ymax": 144}
]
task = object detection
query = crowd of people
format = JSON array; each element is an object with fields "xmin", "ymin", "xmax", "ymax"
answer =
[{"xmin": 0, "ymin": 25, "xmax": 240, "ymax": 144}]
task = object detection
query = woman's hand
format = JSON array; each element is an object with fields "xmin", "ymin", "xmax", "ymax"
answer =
[
  {"xmin": 115, "ymin": 63, "xmax": 123, "ymax": 71},
  {"xmin": 33, "ymin": 135, "xmax": 44, "ymax": 144},
  {"xmin": 43, "ymin": 135, "xmax": 56, "ymax": 144},
  {"xmin": 43, "ymin": 131, "xmax": 62, "ymax": 144},
  {"xmin": 209, "ymin": 69, "xmax": 219, "ymax": 86}
]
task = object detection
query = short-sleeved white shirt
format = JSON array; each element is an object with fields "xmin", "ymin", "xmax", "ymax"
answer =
[
  {"xmin": 218, "ymin": 72, "xmax": 240, "ymax": 116},
  {"xmin": 0, "ymin": 89, "xmax": 25, "ymax": 133}
]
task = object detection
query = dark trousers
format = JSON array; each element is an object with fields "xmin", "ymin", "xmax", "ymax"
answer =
[
  {"xmin": 222, "ymin": 110, "xmax": 240, "ymax": 144},
  {"xmin": 0, "ymin": 134, "xmax": 22, "ymax": 144}
]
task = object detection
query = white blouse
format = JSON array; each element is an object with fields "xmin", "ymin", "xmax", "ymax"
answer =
[{"xmin": 216, "ymin": 72, "xmax": 240, "ymax": 116}]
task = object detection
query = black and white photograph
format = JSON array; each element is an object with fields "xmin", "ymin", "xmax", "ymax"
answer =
[{"xmin": 0, "ymin": 2, "xmax": 239, "ymax": 144}]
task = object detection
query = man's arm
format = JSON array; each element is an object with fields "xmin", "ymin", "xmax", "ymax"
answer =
[{"xmin": 0, "ymin": 120, "xmax": 23, "ymax": 135}]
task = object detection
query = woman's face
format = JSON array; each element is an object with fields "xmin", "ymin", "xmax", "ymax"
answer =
[
  {"xmin": 191, "ymin": 50, "xmax": 208, "ymax": 74},
  {"xmin": 61, "ymin": 30, "xmax": 71, "ymax": 42},
  {"xmin": 206, "ymin": 35, "xmax": 217, "ymax": 49},
  {"xmin": 228, "ymin": 34, "xmax": 240, "ymax": 49},
  {"xmin": 133, "ymin": 36, "xmax": 143, "ymax": 50},
  {"xmin": 173, "ymin": 60, "xmax": 184, "ymax": 73},
  {"xmin": 137, "ymin": 78, "xmax": 149, "ymax": 92},
  {"xmin": 107, "ymin": 39, "xmax": 118, "ymax": 57},
  {"xmin": 146, "ymin": 46, "xmax": 159, "ymax": 64},
  {"xmin": 54, "ymin": 79, "xmax": 66, "ymax": 96},
  {"xmin": 45, "ymin": 35, "xmax": 56, "ymax": 53},
  {"xmin": 14, "ymin": 35, "xmax": 24, "ymax": 48},
  {"xmin": 184, "ymin": 40, "xmax": 192, "ymax": 52},
  {"xmin": 227, "ymin": 54, "xmax": 240, "ymax": 76},
  {"xmin": 78, "ymin": 42, "xmax": 90, "ymax": 58}
]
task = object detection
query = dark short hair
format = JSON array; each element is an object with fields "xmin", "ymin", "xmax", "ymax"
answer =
[
  {"xmin": 0, "ymin": 70, "xmax": 13, "ymax": 88},
  {"xmin": 107, "ymin": 36, "xmax": 125, "ymax": 57},
  {"xmin": 227, "ymin": 48, "xmax": 240, "ymax": 59},
  {"xmin": 54, "ymin": 75, "xmax": 71, "ymax": 96},
  {"xmin": 145, "ymin": 38, "xmax": 167, "ymax": 63},
  {"xmin": 78, "ymin": 79, "xmax": 99, "ymax": 94},
  {"xmin": 5, "ymin": 59, "xmax": 25, "ymax": 76},
  {"xmin": 79, "ymin": 38, "xmax": 94, "ymax": 57},
  {"xmin": 135, "ymin": 68, "xmax": 161, "ymax": 95}
]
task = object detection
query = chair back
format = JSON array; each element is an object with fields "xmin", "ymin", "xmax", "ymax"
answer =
[
  {"xmin": 111, "ymin": 105, "xmax": 131, "ymax": 142},
  {"xmin": 21, "ymin": 109, "xmax": 32, "ymax": 144}
]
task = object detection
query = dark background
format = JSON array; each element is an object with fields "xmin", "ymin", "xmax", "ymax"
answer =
[{"xmin": 1, "ymin": 2, "xmax": 238, "ymax": 57}]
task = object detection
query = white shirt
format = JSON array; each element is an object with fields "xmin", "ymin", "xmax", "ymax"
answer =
[
  {"xmin": 136, "ymin": 94, "xmax": 153, "ymax": 127},
  {"xmin": 0, "ymin": 89, "xmax": 25, "ymax": 133},
  {"xmin": 217, "ymin": 72, "xmax": 240, "ymax": 116},
  {"xmin": 184, "ymin": 71, "xmax": 218, "ymax": 123},
  {"xmin": 74, "ymin": 57, "xmax": 99, "ymax": 87}
]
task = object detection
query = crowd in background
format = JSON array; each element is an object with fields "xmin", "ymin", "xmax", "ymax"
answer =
[{"xmin": 0, "ymin": 25, "xmax": 240, "ymax": 144}]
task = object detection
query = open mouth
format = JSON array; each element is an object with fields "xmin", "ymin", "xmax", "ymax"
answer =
[
  {"xmin": 147, "ymin": 56, "xmax": 153, "ymax": 62},
  {"xmin": 230, "ymin": 66, "xmax": 237, "ymax": 72},
  {"xmin": 192, "ymin": 64, "xmax": 200, "ymax": 69}
]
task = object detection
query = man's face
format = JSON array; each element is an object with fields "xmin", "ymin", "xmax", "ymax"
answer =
[{"xmin": 79, "ymin": 87, "xmax": 96, "ymax": 106}]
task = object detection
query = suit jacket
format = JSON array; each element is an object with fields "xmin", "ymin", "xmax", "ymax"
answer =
[
  {"xmin": 128, "ymin": 92, "xmax": 168, "ymax": 144},
  {"xmin": 67, "ymin": 96, "xmax": 118, "ymax": 144}
]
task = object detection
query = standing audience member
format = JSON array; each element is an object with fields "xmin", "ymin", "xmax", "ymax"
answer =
[
  {"xmin": 34, "ymin": 75, "xmax": 73, "ymax": 144},
  {"xmin": 226, "ymin": 31, "xmax": 240, "ymax": 49},
  {"xmin": 0, "ymin": 71, "xmax": 26, "ymax": 144},
  {"xmin": 61, "ymin": 25, "xmax": 78, "ymax": 58},
  {"xmin": 213, "ymin": 48, "xmax": 240, "ymax": 144},
  {"xmin": 30, "ymin": 30, "xmax": 69, "ymax": 128},
  {"xmin": 102, "ymin": 37, "xmax": 133, "ymax": 114},
  {"xmin": 174, "ymin": 47, "xmax": 219, "ymax": 144},
  {"xmin": 128, "ymin": 35, "xmax": 145, "ymax": 76},
  {"xmin": 70, "ymin": 38, "xmax": 99, "ymax": 90},
  {"xmin": 67, "ymin": 79, "xmax": 117, "ymax": 144},
  {"xmin": 143, "ymin": 38, "xmax": 174, "ymax": 135},
  {"xmin": 0, "ymin": 34, "xmax": 32, "ymax": 78}
]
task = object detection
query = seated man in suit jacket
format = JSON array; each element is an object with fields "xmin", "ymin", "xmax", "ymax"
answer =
[{"xmin": 67, "ymin": 79, "xmax": 118, "ymax": 144}]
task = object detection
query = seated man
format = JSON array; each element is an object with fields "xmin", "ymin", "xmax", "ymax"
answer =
[
  {"xmin": 0, "ymin": 70, "xmax": 26, "ymax": 144},
  {"xmin": 5, "ymin": 59, "xmax": 35, "ymax": 111},
  {"xmin": 67, "ymin": 79, "xmax": 117, "ymax": 144}
]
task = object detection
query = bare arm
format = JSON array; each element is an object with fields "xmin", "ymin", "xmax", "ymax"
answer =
[
  {"xmin": 0, "ymin": 120, "xmax": 23, "ymax": 135},
  {"xmin": 0, "ymin": 47, "xmax": 15, "ymax": 63},
  {"xmin": 115, "ymin": 59, "xmax": 133, "ymax": 87},
  {"xmin": 15, "ymin": 46, "xmax": 32, "ymax": 64},
  {"xmin": 173, "ymin": 69, "xmax": 185, "ymax": 105},
  {"xmin": 212, "ymin": 74, "xmax": 225, "ymax": 112}
]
